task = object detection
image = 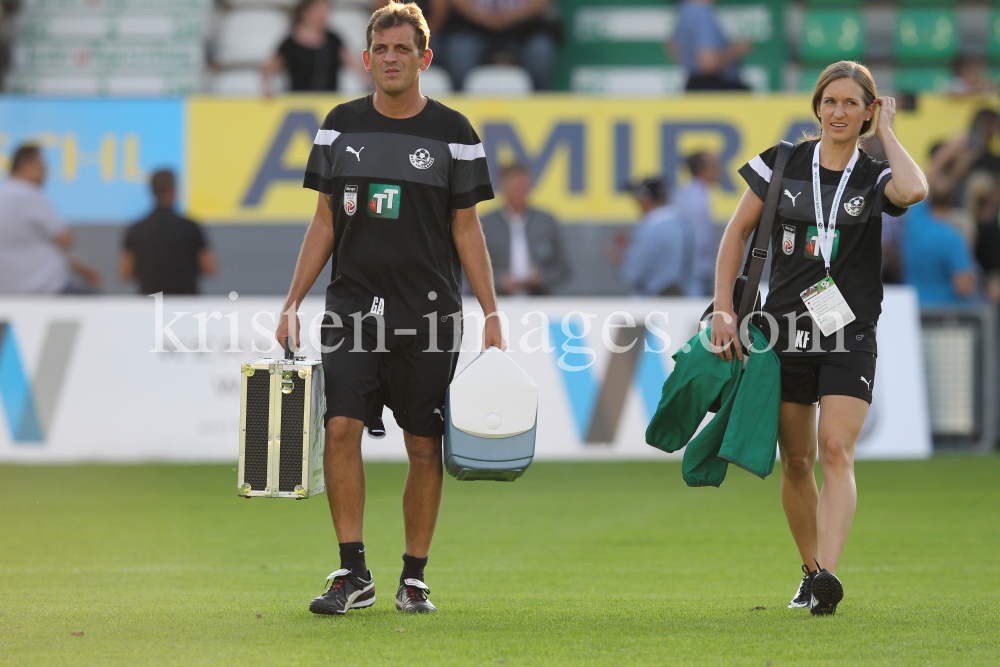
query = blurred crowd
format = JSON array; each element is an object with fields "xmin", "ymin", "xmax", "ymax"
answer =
[
  {"xmin": 261, "ymin": 0, "xmax": 562, "ymax": 93},
  {"xmin": 4, "ymin": 112, "xmax": 1000, "ymax": 309}
]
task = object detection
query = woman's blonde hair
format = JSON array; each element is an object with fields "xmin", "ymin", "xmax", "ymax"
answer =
[{"xmin": 803, "ymin": 61, "xmax": 879, "ymax": 144}]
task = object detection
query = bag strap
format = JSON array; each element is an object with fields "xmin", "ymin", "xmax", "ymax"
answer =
[{"xmin": 736, "ymin": 140, "xmax": 792, "ymax": 324}]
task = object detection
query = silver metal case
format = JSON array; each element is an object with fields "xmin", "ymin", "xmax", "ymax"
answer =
[{"xmin": 237, "ymin": 356, "xmax": 325, "ymax": 499}]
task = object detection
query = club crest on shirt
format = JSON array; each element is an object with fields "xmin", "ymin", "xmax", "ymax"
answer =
[
  {"xmin": 409, "ymin": 148, "xmax": 434, "ymax": 169},
  {"xmin": 343, "ymin": 184, "xmax": 358, "ymax": 216},
  {"xmin": 782, "ymin": 224, "xmax": 796, "ymax": 255},
  {"xmin": 843, "ymin": 196, "xmax": 865, "ymax": 216}
]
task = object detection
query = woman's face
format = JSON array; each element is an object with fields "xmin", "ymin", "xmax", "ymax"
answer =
[
  {"xmin": 304, "ymin": 0, "xmax": 331, "ymax": 27},
  {"xmin": 816, "ymin": 77, "xmax": 874, "ymax": 143}
]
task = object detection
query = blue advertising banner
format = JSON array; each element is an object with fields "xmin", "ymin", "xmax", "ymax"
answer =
[{"xmin": 0, "ymin": 98, "xmax": 183, "ymax": 223}]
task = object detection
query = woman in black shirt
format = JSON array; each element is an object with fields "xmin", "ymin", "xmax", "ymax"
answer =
[
  {"xmin": 711, "ymin": 61, "xmax": 927, "ymax": 616},
  {"xmin": 261, "ymin": 0, "xmax": 363, "ymax": 94}
]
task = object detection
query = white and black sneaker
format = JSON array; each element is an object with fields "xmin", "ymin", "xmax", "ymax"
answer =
[
  {"xmin": 809, "ymin": 562, "xmax": 844, "ymax": 616},
  {"xmin": 788, "ymin": 564, "xmax": 818, "ymax": 609},
  {"xmin": 309, "ymin": 569, "xmax": 375, "ymax": 615},
  {"xmin": 395, "ymin": 578, "xmax": 436, "ymax": 613}
]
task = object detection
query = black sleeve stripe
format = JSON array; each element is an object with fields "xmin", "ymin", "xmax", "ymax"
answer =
[
  {"xmin": 451, "ymin": 184, "xmax": 495, "ymax": 210},
  {"xmin": 303, "ymin": 171, "xmax": 332, "ymax": 194}
]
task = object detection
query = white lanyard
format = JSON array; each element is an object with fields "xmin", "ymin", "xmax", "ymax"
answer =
[{"xmin": 811, "ymin": 142, "xmax": 859, "ymax": 272}]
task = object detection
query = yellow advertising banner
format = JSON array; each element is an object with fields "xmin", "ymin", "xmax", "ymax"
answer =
[{"xmin": 187, "ymin": 94, "xmax": 988, "ymax": 224}]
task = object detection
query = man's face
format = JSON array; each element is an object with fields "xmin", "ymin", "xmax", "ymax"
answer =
[
  {"xmin": 700, "ymin": 155, "xmax": 721, "ymax": 184},
  {"xmin": 502, "ymin": 170, "xmax": 531, "ymax": 211},
  {"xmin": 20, "ymin": 154, "xmax": 46, "ymax": 186},
  {"xmin": 363, "ymin": 24, "xmax": 431, "ymax": 96}
]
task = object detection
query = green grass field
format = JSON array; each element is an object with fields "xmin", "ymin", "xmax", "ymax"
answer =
[{"xmin": 2, "ymin": 457, "xmax": 998, "ymax": 666}]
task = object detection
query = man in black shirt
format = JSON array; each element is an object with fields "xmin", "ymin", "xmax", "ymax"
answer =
[
  {"xmin": 274, "ymin": 1, "xmax": 503, "ymax": 616},
  {"xmin": 121, "ymin": 170, "xmax": 216, "ymax": 295}
]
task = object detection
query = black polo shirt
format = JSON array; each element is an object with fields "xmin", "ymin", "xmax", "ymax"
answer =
[
  {"xmin": 302, "ymin": 95, "xmax": 494, "ymax": 332},
  {"xmin": 738, "ymin": 139, "xmax": 909, "ymax": 355},
  {"xmin": 123, "ymin": 207, "xmax": 208, "ymax": 295}
]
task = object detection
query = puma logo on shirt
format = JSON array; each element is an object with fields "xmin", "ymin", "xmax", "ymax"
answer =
[
  {"xmin": 783, "ymin": 189, "xmax": 801, "ymax": 206},
  {"xmin": 860, "ymin": 376, "xmax": 872, "ymax": 391},
  {"xmin": 346, "ymin": 146, "xmax": 364, "ymax": 161}
]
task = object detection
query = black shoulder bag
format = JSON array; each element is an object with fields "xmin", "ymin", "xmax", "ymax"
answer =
[{"xmin": 701, "ymin": 140, "xmax": 793, "ymax": 336}]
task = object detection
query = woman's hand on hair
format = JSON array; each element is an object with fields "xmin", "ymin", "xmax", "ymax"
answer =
[{"xmin": 874, "ymin": 97, "xmax": 896, "ymax": 140}]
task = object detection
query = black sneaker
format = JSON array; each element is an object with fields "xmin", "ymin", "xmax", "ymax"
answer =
[
  {"xmin": 309, "ymin": 569, "xmax": 375, "ymax": 615},
  {"xmin": 809, "ymin": 562, "xmax": 844, "ymax": 616},
  {"xmin": 788, "ymin": 564, "xmax": 818, "ymax": 609},
  {"xmin": 395, "ymin": 578, "xmax": 436, "ymax": 613}
]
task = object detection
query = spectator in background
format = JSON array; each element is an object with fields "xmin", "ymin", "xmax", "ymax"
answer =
[
  {"xmin": 948, "ymin": 55, "xmax": 998, "ymax": 97},
  {"xmin": 121, "ymin": 170, "xmax": 216, "ymax": 295},
  {"xmin": 371, "ymin": 0, "xmax": 449, "ymax": 47},
  {"xmin": 260, "ymin": 0, "xmax": 365, "ymax": 95},
  {"xmin": 481, "ymin": 163, "xmax": 569, "ymax": 295},
  {"xmin": 619, "ymin": 177, "xmax": 693, "ymax": 296},
  {"xmin": 0, "ymin": 144, "xmax": 101, "ymax": 294},
  {"xmin": 668, "ymin": 0, "xmax": 750, "ymax": 92},
  {"xmin": 673, "ymin": 151, "xmax": 721, "ymax": 295},
  {"xmin": 442, "ymin": 0, "xmax": 558, "ymax": 91},
  {"xmin": 901, "ymin": 188, "xmax": 977, "ymax": 307}
]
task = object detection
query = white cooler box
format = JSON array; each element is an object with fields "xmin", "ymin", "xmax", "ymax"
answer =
[{"xmin": 443, "ymin": 348, "xmax": 538, "ymax": 481}]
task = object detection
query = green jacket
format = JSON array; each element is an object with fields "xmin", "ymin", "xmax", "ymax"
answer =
[{"xmin": 645, "ymin": 324, "xmax": 780, "ymax": 487}]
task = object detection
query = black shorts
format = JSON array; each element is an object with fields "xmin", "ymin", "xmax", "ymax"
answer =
[
  {"xmin": 321, "ymin": 315, "xmax": 461, "ymax": 437},
  {"xmin": 778, "ymin": 351, "xmax": 877, "ymax": 405}
]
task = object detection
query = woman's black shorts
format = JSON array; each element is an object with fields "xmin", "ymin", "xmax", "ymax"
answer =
[{"xmin": 778, "ymin": 351, "xmax": 877, "ymax": 405}]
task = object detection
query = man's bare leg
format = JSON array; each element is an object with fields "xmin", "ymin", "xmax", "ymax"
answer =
[
  {"xmin": 401, "ymin": 431, "xmax": 443, "ymax": 558},
  {"xmin": 324, "ymin": 416, "xmax": 366, "ymax": 543}
]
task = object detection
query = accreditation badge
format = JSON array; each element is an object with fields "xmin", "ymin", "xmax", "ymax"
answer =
[{"xmin": 799, "ymin": 276, "xmax": 856, "ymax": 337}]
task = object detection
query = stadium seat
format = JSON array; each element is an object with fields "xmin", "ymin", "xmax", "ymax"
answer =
[
  {"xmin": 800, "ymin": 10, "xmax": 864, "ymax": 64},
  {"xmin": 894, "ymin": 67, "xmax": 951, "ymax": 93},
  {"xmin": 987, "ymin": 11, "xmax": 1000, "ymax": 63},
  {"xmin": 570, "ymin": 66, "xmax": 685, "ymax": 95},
  {"xmin": 419, "ymin": 65, "xmax": 452, "ymax": 96},
  {"xmin": 338, "ymin": 66, "xmax": 372, "ymax": 94},
  {"xmin": 895, "ymin": 9, "xmax": 957, "ymax": 64},
  {"xmin": 329, "ymin": 7, "xmax": 370, "ymax": 60},
  {"xmin": 211, "ymin": 69, "xmax": 288, "ymax": 96},
  {"xmin": 463, "ymin": 65, "xmax": 533, "ymax": 96},
  {"xmin": 216, "ymin": 10, "xmax": 289, "ymax": 67}
]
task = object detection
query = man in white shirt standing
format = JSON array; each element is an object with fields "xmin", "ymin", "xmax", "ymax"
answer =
[
  {"xmin": 480, "ymin": 163, "xmax": 570, "ymax": 295},
  {"xmin": 0, "ymin": 144, "xmax": 100, "ymax": 294}
]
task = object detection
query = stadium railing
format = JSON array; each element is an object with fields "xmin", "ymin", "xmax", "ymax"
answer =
[{"xmin": 921, "ymin": 305, "xmax": 999, "ymax": 453}]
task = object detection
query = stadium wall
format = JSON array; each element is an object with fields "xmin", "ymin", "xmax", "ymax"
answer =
[{"xmin": 0, "ymin": 290, "xmax": 930, "ymax": 463}]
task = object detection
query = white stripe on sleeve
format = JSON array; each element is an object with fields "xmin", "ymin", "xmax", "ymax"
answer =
[
  {"xmin": 449, "ymin": 142, "xmax": 486, "ymax": 160},
  {"xmin": 877, "ymin": 167, "xmax": 892, "ymax": 184},
  {"xmin": 748, "ymin": 155, "xmax": 772, "ymax": 183},
  {"xmin": 314, "ymin": 129, "xmax": 341, "ymax": 145}
]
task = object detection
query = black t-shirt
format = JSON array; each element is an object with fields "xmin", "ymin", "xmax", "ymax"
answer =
[
  {"xmin": 303, "ymin": 95, "xmax": 495, "ymax": 332},
  {"xmin": 738, "ymin": 139, "xmax": 908, "ymax": 355},
  {"xmin": 123, "ymin": 207, "xmax": 208, "ymax": 295},
  {"xmin": 278, "ymin": 31, "xmax": 344, "ymax": 92}
]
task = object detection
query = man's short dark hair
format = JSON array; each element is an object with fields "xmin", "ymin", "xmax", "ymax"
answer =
[
  {"xmin": 629, "ymin": 177, "xmax": 669, "ymax": 204},
  {"xmin": 151, "ymin": 169, "xmax": 176, "ymax": 197},
  {"xmin": 499, "ymin": 162, "xmax": 531, "ymax": 181},
  {"xmin": 685, "ymin": 152, "xmax": 711, "ymax": 177},
  {"xmin": 928, "ymin": 185, "xmax": 956, "ymax": 211},
  {"xmin": 11, "ymin": 144, "xmax": 42, "ymax": 174}
]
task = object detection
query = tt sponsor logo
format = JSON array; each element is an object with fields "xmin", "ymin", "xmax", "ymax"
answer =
[{"xmin": 368, "ymin": 184, "xmax": 401, "ymax": 219}]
